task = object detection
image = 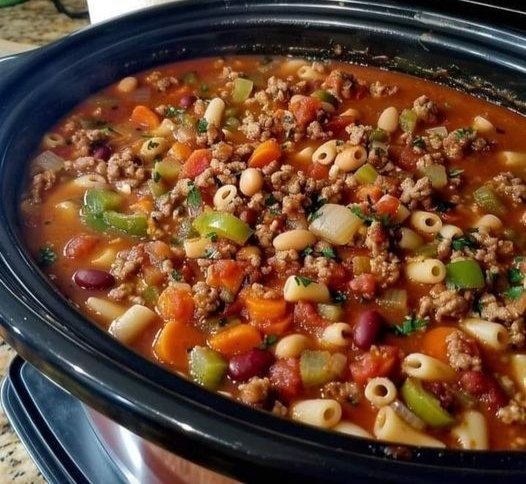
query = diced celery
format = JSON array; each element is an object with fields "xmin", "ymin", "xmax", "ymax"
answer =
[
  {"xmin": 142, "ymin": 286, "xmax": 160, "ymax": 304},
  {"xmin": 317, "ymin": 304, "xmax": 344, "ymax": 322},
  {"xmin": 103, "ymin": 211, "xmax": 148, "ymax": 237},
  {"xmin": 413, "ymin": 242, "xmax": 438, "ymax": 258},
  {"xmin": 311, "ymin": 89, "xmax": 338, "ymax": 106},
  {"xmin": 154, "ymin": 158, "xmax": 181, "ymax": 181},
  {"xmin": 446, "ymin": 259, "xmax": 485, "ymax": 289},
  {"xmin": 148, "ymin": 179, "xmax": 168, "ymax": 198},
  {"xmin": 369, "ymin": 128, "xmax": 388, "ymax": 142},
  {"xmin": 224, "ymin": 117, "xmax": 241, "ymax": 131},
  {"xmin": 423, "ymin": 165, "xmax": 447, "ymax": 189},
  {"xmin": 354, "ymin": 163, "xmax": 378, "ymax": 185},
  {"xmin": 232, "ymin": 78, "xmax": 254, "ymax": 103},
  {"xmin": 399, "ymin": 109, "xmax": 418, "ymax": 133},
  {"xmin": 189, "ymin": 346, "xmax": 227, "ymax": 390},
  {"xmin": 473, "ymin": 186, "xmax": 507, "ymax": 216},
  {"xmin": 401, "ymin": 378, "xmax": 455, "ymax": 428},
  {"xmin": 300, "ymin": 350, "xmax": 341, "ymax": 386}
]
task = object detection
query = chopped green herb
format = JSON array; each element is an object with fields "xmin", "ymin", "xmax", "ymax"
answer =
[
  {"xmin": 434, "ymin": 199, "xmax": 457, "ymax": 213},
  {"xmin": 333, "ymin": 291, "xmax": 348, "ymax": 304},
  {"xmin": 308, "ymin": 196, "xmax": 327, "ymax": 222},
  {"xmin": 204, "ymin": 248, "xmax": 219, "ymax": 259},
  {"xmin": 294, "ymin": 276, "xmax": 313, "ymax": 287},
  {"xmin": 259, "ymin": 334, "xmax": 278, "ymax": 349},
  {"xmin": 187, "ymin": 182, "xmax": 202, "ymax": 212},
  {"xmin": 206, "ymin": 232, "xmax": 218, "ymax": 242},
  {"xmin": 508, "ymin": 267, "xmax": 524, "ymax": 285},
  {"xmin": 152, "ymin": 171, "xmax": 161, "ymax": 183},
  {"xmin": 301, "ymin": 247, "xmax": 314, "ymax": 257},
  {"xmin": 504, "ymin": 286, "xmax": 524, "ymax": 300},
  {"xmin": 164, "ymin": 105, "xmax": 185, "ymax": 117},
  {"xmin": 412, "ymin": 137, "xmax": 426, "ymax": 150},
  {"xmin": 350, "ymin": 205, "xmax": 392, "ymax": 228},
  {"xmin": 454, "ymin": 127, "xmax": 474, "ymax": 140},
  {"xmin": 197, "ymin": 118, "xmax": 208, "ymax": 134},
  {"xmin": 451, "ymin": 235, "xmax": 478, "ymax": 252},
  {"xmin": 449, "ymin": 168, "xmax": 464, "ymax": 178},
  {"xmin": 472, "ymin": 294, "xmax": 483, "ymax": 315},
  {"xmin": 393, "ymin": 315, "xmax": 428, "ymax": 336},
  {"xmin": 147, "ymin": 140, "xmax": 159, "ymax": 150},
  {"xmin": 171, "ymin": 270, "xmax": 183, "ymax": 282},
  {"xmin": 321, "ymin": 247, "xmax": 336, "ymax": 259},
  {"xmin": 266, "ymin": 193, "xmax": 278, "ymax": 206},
  {"xmin": 37, "ymin": 245, "xmax": 57, "ymax": 267}
]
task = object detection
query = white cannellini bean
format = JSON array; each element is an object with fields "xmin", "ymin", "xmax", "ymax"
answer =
[
  {"xmin": 273, "ymin": 229, "xmax": 317, "ymax": 251},
  {"xmin": 274, "ymin": 334, "xmax": 311, "ymax": 359},
  {"xmin": 117, "ymin": 76, "xmax": 138, "ymax": 93},
  {"xmin": 239, "ymin": 168, "xmax": 264, "ymax": 196},
  {"xmin": 377, "ymin": 106, "xmax": 399, "ymax": 133},
  {"xmin": 204, "ymin": 97, "xmax": 226, "ymax": 127}
]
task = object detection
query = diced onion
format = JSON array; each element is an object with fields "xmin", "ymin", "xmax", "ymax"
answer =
[
  {"xmin": 390, "ymin": 399, "xmax": 426, "ymax": 431},
  {"xmin": 309, "ymin": 204, "xmax": 363, "ymax": 245},
  {"xmin": 31, "ymin": 150, "xmax": 64, "ymax": 173}
]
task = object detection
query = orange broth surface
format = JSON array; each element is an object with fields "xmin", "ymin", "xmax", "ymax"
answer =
[{"xmin": 21, "ymin": 56, "xmax": 526, "ymax": 450}]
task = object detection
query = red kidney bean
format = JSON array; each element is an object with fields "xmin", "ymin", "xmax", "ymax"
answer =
[
  {"xmin": 239, "ymin": 208, "xmax": 258, "ymax": 227},
  {"xmin": 73, "ymin": 269, "xmax": 115, "ymax": 290},
  {"xmin": 460, "ymin": 370, "xmax": 488, "ymax": 396},
  {"xmin": 353, "ymin": 309, "xmax": 384, "ymax": 350},
  {"xmin": 179, "ymin": 95, "xmax": 196, "ymax": 109},
  {"xmin": 228, "ymin": 348, "xmax": 275, "ymax": 382},
  {"xmin": 92, "ymin": 144, "xmax": 112, "ymax": 161}
]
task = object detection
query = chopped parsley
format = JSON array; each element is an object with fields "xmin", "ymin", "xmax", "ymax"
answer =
[
  {"xmin": 449, "ymin": 168, "xmax": 464, "ymax": 178},
  {"xmin": 454, "ymin": 127, "xmax": 474, "ymax": 140},
  {"xmin": 412, "ymin": 136, "xmax": 426, "ymax": 150},
  {"xmin": 147, "ymin": 140, "xmax": 159, "ymax": 150},
  {"xmin": 164, "ymin": 105, "xmax": 185, "ymax": 117},
  {"xmin": 333, "ymin": 291, "xmax": 348, "ymax": 304},
  {"xmin": 259, "ymin": 334, "xmax": 278, "ymax": 349},
  {"xmin": 294, "ymin": 276, "xmax": 313, "ymax": 287},
  {"xmin": 152, "ymin": 171, "xmax": 161, "ymax": 183},
  {"xmin": 206, "ymin": 232, "xmax": 218, "ymax": 242},
  {"xmin": 171, "ymin": 270, "xmax": 182, "ymax": 282},
  {"xmin": 186, "ymin": 182, "xmax": 202, "ymax": 211},
  {"xmin": 504, "ymin": 286, "xmax": 524, "ymax": 300},
  {"xmin": 301, "ymin": 247, "xmax": 314, "ymax": 257},
  {"xmin": 307, "ymin": 196, "xmax": 327, "ymax": 222},
  {"xmin": 321, "ymin": 247, "xmax": 336, "ymax": 259},
  {"xmin": 434, "ymin": 199, "xmax": 457, "ymax": 213},
  {"xmin": 266, "ymin": 193, "xmax": 278, "ymax": 206},
  {"xmin": 451, "ymin": 235, "xmax": 478, "ymax": 252},
  {"xmin": 508, "ymin": 267, "xmax": 524, "ymax": 285},
  {"xmin": 393, "ymin": 315, "xmax": 428, "ymax": 336},
  {"xmin": 197, "ymin": 118, "xmax": 208, "ymax": 133},
  {"xmin": 37, "ymin": 245, "xmax": 57, "ymax": 267},
  {"xmin": 350, "ymin": 205, "xmax": 392, "ymax": 228},
  {"xmin": 472, "ymin": 294, "xmax": 483, "ymax": 316},
  {"xmin": 204, "ymin": 248, "xmax": 219, "ymax": 259}
]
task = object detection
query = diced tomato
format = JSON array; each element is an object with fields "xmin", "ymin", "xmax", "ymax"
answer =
[
  {"xmin": 269, "ymin": 358, "xmax": 302, "ymax": 401},
  {"xmin": 349, "ymin": 345, "xmax": 399, "ymax": 385},
  {"xmin": 64, "ymin": 234, "xmax": 99, "ymax": 259},
  {"xmin": 206, "ymin": 260, "xmax": 246, "ymax": 296},
  {"xmin": 293, "ymin": 301, "xmax": 327, "ymax": 329},
  {"xmin": 289, "ymin": 95, "xmax": 322, "ymax": 125},
  {"xmin": 441, "ymin": 210, "xmax": 464, "ymax": 224},
  {"xmin": 306, "ymin": 162, "xmax": 329, "ymax": 180},
  {"xmin": 349, "ymin": 273, "xmax": 377, "ymax": 298},
  {"xmin": 221, "ymin": 297, "xmax": 244, "ymax": 318},
  {"xmin": 325, "ymin": 115, "xmax": 355, "ymax": 134},
  {"xmin": 375, "ymin": 194, "xmax": 400, "ymax": 218},
  {"xmin": 180, "ymin": 149, "xmax": 212, "ymax": 179},
  {"xmin": 355, "ymin": 185, "xmax": 383, "ymax": 203},
  {"xmin": 397, "ymin": 145, "xmax": 420, "ymax": 171},
  {"xmin": 327, "ymin": 264, "xmax": 348, "ymax": 290}
]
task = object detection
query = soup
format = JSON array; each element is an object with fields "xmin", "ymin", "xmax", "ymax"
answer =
[{"xmin": 20, "ymin": 56, "xmax": 526, "ymax": 450}]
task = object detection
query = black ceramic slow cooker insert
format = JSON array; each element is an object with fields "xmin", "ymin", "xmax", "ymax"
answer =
[{"xmin": 0, "ymin": 1, "xmax": 525, "ymax": 482}]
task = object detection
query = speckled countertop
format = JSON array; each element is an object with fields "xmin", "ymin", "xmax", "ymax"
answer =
[{"xmin": 0, "ymin": 3, "xmax": 88, "ymax": 482}]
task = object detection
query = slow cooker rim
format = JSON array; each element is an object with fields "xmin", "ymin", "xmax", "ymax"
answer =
[{"xmin": 0, "ymin": 0, "xmax": 526, "ymax": 480}]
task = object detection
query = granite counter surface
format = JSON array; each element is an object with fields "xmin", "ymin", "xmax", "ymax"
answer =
[{"xmin": 0, "ymin": 3, "xmax": 87, "ymax": 482}]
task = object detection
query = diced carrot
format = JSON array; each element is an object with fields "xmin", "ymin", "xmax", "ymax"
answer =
[
  {"xmin": 243, "ymin": 291, "xmax": 288, "ymax": 322},
  {"xmin": 208, "ymin": 324, "xmax": 262, "ymax": 357},
  {"xmin": 375, "ymin": 194, "xmax": 400, "ymax": 218},
  {"xmin": 289, "ymin": 95, "xmax": 322, "ymax": 125},
  {"xmin": 130, "ymin": 105, "xmax": 160, "ymax": 130},
  {"xmin": 180, "ymin": 149, "xmax": 212, "ymax": 178},
  {"xmin": 248, "ymin": 139, "xmax": 282, "ymax": 168},
  {"xmin": 306, "ymin": 162, "xmax": 329, "ymax": 180},
  {"xmin": 170, "ymin": 142, "xmax": 192, "ymax": 162},
  {"xmin": 251, "ymin": 313, "xmax": 292, "ymax": 336},
  {"xmin": 206, "ymin": 260, "xmax": 246, "ymax": 296},
  {"xmin": 422, "ymin": 327, "xmax": 458, "ymax": 363},
  {"xmin": 131, "ymin": 197, "xmax": 154, "ymax": 214},
  {"xmin": 350, "ymin": 345, "xmax": 399, "ymax": 385},
  {"xmin": 64, "ymin": 234, "xmax": 99, "ymax": 259},
  {"xmin": 154, "ymin": 320, "xmax": 204, "ymax": 370},
  {"xmin": 355, "ymin": 185, "xmax": 382, "ymax": 203},
  {"xmin": 157, "ymin": 285, "xmax": 195, "ymax": 323}
]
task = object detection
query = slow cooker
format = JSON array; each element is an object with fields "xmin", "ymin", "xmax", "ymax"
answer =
[{"xmin": 0, "ymin": 1, "xmax": 526, "ymax": 482}]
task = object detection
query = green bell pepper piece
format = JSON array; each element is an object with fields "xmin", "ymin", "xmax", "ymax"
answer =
[
  {"xmin": 473, "ymin": 186, "xmax": 507, "ymax": 216},
  {"xmin": 446, "ymin": 259, "xmax": 485, "ymax": 289},
  {"xmin": 103, "ymin": 211, "xmax": 148, "ymax": 236},
  {"xmin": 401, "ymin": 378, "xmax": 455, "ymax": 428},
  {"xmin": 354, "ymin": 163, "xmax": 379, "ymax": 185},
  {"xmin": 189, "ymin": 346, "xmax": 227, "ymax": 390},
  {"xmin": 83, "ymin": 210, "xmax": 110, "ymax": 232},
  {"xmin": 311, "ymin": 89, "xmax": 338, "ymax": 107},
  {"xmin": 193, "ymin": 211, "xmax": 253, "ymax": 245},
  {"xmin": 84, "ymin": 189, "xmax": 123, "ymax": 214}
]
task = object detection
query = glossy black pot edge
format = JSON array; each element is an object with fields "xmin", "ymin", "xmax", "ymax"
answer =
[{"xmin": 0, "ymin": 1, "xmax": 525, "ymax": 481}]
